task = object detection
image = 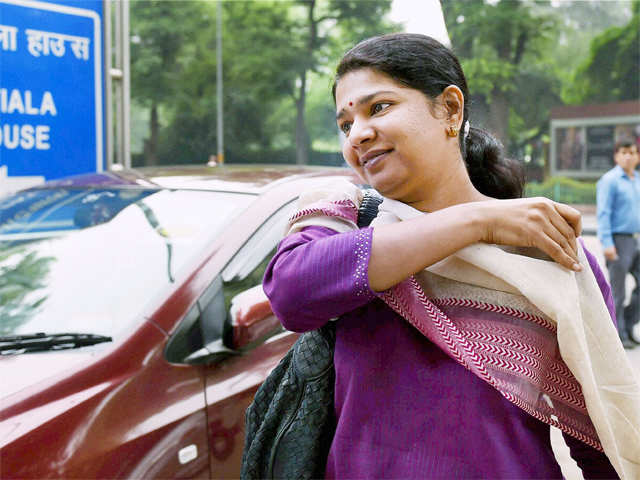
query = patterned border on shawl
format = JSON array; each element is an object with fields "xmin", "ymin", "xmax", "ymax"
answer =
[
  {"xmin": 381, "ymin": 276, "xmax": 603, "ymax": 452},
  {"xmin": 434, "ymin": 297, "xmax": 587, "ymax": 412},
  {"xmin": 432, "ymin": 298, "xmax": 557, "ymax": 333}
]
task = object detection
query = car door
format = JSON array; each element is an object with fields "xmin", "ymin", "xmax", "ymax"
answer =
[{"xmin": 199, "ymin": 201, "xmax": 299, "ymax": 478}]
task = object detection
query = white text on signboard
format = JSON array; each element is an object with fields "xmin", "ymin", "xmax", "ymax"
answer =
[
  {"xmin": 0, "ymin": 23, "xmax": 90, "ymax": 60},
  {"xmin": 0, "ymin": 89, "xmax": 57, "ymax": 150}
]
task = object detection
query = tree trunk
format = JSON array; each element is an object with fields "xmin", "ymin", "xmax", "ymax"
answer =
[
  {"xmin": 145, "ymin": 103, "xmax": 159, "ymax": 166},
  {"xmin": 488, "ymin": 89, "xmax": 509, "ymax": 148},
  {"xmin": 294, "ymin": 0, "xmax": 316, "ymax": 165},
  {"xmin": 295, "ymin": 72, "xmax": 310, "ymax": 165}
]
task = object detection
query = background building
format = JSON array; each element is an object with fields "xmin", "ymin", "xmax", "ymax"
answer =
[{"xmin": 550, "ymin": 100, "xmax": 640, "ymax": 179}]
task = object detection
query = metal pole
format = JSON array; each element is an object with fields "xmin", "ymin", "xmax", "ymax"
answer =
[
  {"xmin": 103, "ymin": 0, "xmax": 113, "ymax": 170},
  {"xmin": 216, "ymin": 0, "xmax": 224, "ymax": 164},
  {"xmin": 114, "ymin": 0, "xmax": 122, "ymax": 166},
  {"xmin": 108, "ymin": 0, "xmax": 130, "ymax": 169},
  {"xmin": 121, "ymin": 0, "xmax": 131, "ymax": 168}
]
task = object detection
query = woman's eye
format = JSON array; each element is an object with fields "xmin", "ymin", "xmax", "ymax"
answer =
[
  {"xmin": 372, "ymin": 103, "xmax": 391, "ymax": 114},
  {"xmin": 340, "ymin": 122, "xmax": 352, "ymax": 135}
]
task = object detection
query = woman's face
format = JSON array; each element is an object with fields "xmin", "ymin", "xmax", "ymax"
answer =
[{"xmin": 335, "ymin": 68, "xmax": 456, "ymax": 205}]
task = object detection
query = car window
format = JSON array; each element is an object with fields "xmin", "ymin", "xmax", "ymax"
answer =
[
  {"xmin": 165, "ymin": 201, "xmax": 296, "ymax": 362},
  {"xmin": 0, "ymin": 188, "xmax": 255, "ymax": 339},
  {"xmin": 221, "ymin": 200, "xmax": 297, "ymax": 311},
  {"xmin": 0, "ymin": 188, "xmax": 156, "ymax": 239}
]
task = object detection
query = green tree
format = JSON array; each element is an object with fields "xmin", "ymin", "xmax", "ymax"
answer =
[
  {"xmin": 130, "ymin": 0, "xmax": 208, "ymax": 165},
  {"xmin": 154, "ymin": 0, "xmax": 302, "ymax": 164},
  {"xmin": 568, "ymin": 0, "xmax": 639, "ymax": 104},
  {"xmin": 442, "ymin": 0, "xmax": 558, "ymax": 149},
  {"xmin": 133, "ymin": 0, "xmax": 394, "ymax": 166},
  {"xmin": 289, "ymin": 0, "xmax": 394, "ymax": 164}
]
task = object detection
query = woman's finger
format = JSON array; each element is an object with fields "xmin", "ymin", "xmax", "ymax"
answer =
[
  {"xmin": 542, "ymin": 221, "xmax": 579, "ymax": 264},
  {"xmin": 546, "ymin": 207, "xmax": 578, "ymax": 257},
  {"xmin": 538, "ymin": 232, "xmax": 582, "ymax": 271},
  {"xmin": 553, "ymin": 202, "xmax": 582, "ymax": 237}
]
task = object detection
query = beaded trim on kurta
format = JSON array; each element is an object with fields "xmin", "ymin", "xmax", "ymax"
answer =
[{"xmin": 354, "ymin": 228, "xmax": 370, "ymax": 297}]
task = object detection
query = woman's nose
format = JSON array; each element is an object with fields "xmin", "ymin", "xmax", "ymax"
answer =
[{"xmin": 349, "ymin": 119, "xmax": 375, "ymax": 146}]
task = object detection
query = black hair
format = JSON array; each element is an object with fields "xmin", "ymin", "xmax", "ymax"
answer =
[
  {"xmin": 332, "ymin": 33, "xmax": 524, "ymax": 199},
  {"xmin": 614, "ymin": 138, "xmax": 636, "ymax": 153}
]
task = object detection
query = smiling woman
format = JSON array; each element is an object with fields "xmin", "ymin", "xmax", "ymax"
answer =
[{"xmin": 260, "ymin": 33, "xmax": 639, "ymax": 479}]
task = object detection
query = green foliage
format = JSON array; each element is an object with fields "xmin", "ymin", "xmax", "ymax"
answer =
[
  {"xmin": 443, "ymin": 0, "xmax": 559, "ymax": 149},
  {"xmin": 306, "ymin": 71, "xmax": 341, "ymax": 151},
  {"xmin": 525, "ymin": 177, "xmax": 596, "ymax": 204},
  {"xmin": 443, "ymin": 0, "xmax": 634, "ymax": 166},
  {"xmin": 568, "ymin": 1, "xmax": 640, "ymax": 104},
  {"xmin": 0, "ymin": 247, "xmax": 54, "ymax": 335},
  {"xmin": 460, "ymin": 57, "xmax": 516, "ymax": 97},
  {"xmin": 532, "ymin": 0, "xmax": 633, "ymax": 104},
  {"xmin": 130, "ymin": 0, "xmax": 394, "ymax": 165},
  {"xmin": 130, "ymin": 0, "xmax": 208, "ymax": 107}
]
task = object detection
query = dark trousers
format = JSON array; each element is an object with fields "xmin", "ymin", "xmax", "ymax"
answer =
[{"xmin": 606, "ymin": 234, "xmax": 640, "ymax": 340}]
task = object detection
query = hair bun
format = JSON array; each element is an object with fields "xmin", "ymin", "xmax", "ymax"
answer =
[{"xmin": 464, "ymin": 127, "xmax": 524, "ymax": 199}]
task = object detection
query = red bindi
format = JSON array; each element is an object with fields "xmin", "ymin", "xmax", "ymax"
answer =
[{"xmin": 349, "ymin": 101, "xmax": 353, "ymax": 106}]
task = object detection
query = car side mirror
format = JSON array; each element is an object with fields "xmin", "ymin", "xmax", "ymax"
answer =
[
  {"xmin": 165, "ymin": 282, "xmax": 282, "ymax": 366},
  {"xmin": 229, "ymin": 285, "xmax": 281, "ymax": 349}
]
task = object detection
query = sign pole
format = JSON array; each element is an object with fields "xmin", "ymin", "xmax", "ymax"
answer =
[{"xmin": 216, "ymin": 0, "xmax": 224, "ymax": 164}]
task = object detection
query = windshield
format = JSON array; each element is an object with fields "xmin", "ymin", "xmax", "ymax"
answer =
[{"xmin": 0, "ymin": 187, "xmax": 255, "ymax": 339}]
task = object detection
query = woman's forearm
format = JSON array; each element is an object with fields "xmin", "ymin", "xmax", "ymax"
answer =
[
  {"xmin": 369, "ymin": 203, "xmax": 481, "ymax": 292},
  {"xmin": 368, "ymin": 197, "xmax": 584, "ymax": 292}
]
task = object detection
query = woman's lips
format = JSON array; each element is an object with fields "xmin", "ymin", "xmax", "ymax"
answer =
[{"xmin": 362, "ymin": 149, "xmax": 392, "ymax": 169}]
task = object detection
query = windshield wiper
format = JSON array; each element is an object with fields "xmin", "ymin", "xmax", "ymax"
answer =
[{"xmin": 0, "ymin": 332, "xmax": 113, "ymax": 355}]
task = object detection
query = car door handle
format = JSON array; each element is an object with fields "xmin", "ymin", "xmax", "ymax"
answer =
[{"xmin": 178, "ymin": 444, "xmax": 198, "ymax": 464}]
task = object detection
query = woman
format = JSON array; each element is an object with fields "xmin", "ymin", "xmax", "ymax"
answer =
[{"xmin": 264, "ymin": 34, "xmax": 637, "ymax": 479}]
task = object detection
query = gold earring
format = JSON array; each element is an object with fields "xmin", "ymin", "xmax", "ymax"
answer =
[{"xmin": 447, "ymin": 125, "xmax": 458, "ymax": 137}]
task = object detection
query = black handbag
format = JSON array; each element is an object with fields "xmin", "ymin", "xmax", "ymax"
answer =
[{"xmin": 240, "ymin": 189, "xmax": 382, "ymax": 480}]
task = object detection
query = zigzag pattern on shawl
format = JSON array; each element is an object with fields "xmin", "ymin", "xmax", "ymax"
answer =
[
  {"xmin": 434, "ymin": 298, "xmax": 588, "ymax": 412},
  {"xmin": 459, "ymin": 327, "xmax": 582, "ymax": 398},
  {"xmin": 381, "ymin": 276, "xmax": 495, "ymax": 385},
  {"xmin": 432, "ymin": 297, "xmax": 557, "ymax": 333},
  {"xmin": 473, "ymin": 343, "xmax": 543, "ymax": 372},
  {"xmin": 288, "ymin": 198, "xmax": 358, "ymax": 225},
  {"xmin": 472, "ymin": 344, "xmax": 586, "ymax": 409},
  {"xmin": 474, "ymin": 352, "xmax": 587, "ymax": 411},
  {"xmin": 381, "ymin": 276, "xmax": 603, "ymax": 452},
  {"xmin": 432, "ymin": 299, "xmax": 578, "ymax": 385},
  {"xmin": 504, "ymin": 390, "xmax": 602, "ymax": 452},
  {"xmin": 462, "ymin": 330, "xmax": 544, "ymax": 360}
]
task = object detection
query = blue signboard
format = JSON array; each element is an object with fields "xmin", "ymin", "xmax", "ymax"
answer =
[{"xmin": 0, "ymin": 0, "xmax": 103, "ymax": 180}]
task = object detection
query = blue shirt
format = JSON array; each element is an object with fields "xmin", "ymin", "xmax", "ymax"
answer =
[{"xmin": 596, "ymin": 165, "xmax": 640, "ymax": 249}]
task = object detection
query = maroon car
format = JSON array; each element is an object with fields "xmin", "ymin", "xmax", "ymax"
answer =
[{"xmin": 0, "ymin": 165, "xmax": 357, "ymax": 479}]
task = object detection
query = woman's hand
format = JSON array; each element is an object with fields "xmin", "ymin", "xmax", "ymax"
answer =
[{"xmin": 475, "ymin": 197, "xmax": 583, "ymax": 271}]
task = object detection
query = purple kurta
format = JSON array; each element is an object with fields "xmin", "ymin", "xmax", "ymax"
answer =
[{"xmin": 263, "ymin": 226, "xmax": 618, "ymax": 479}]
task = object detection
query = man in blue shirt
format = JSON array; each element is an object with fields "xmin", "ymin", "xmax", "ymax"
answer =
[{"xmin": 597, "ymin": 139, "xmax": 640, "ymax": 349}]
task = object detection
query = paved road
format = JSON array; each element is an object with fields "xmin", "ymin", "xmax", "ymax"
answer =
[{"xmin": 552, "ymin": 206, "xmax": 638, "ymax": 480}]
